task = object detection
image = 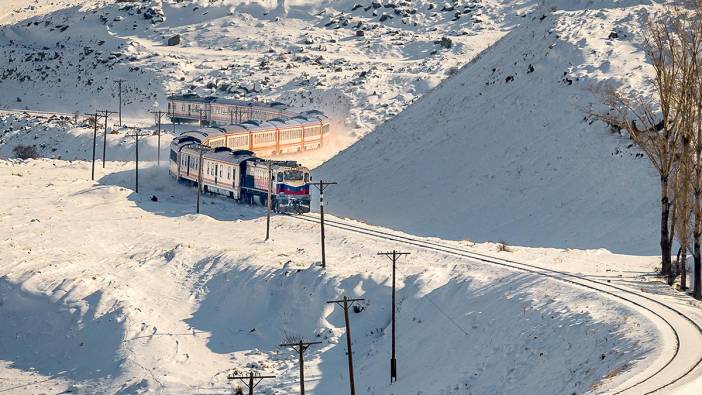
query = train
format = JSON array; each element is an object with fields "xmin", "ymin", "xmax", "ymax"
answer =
[
  {"xmin": 169, "ymin": 136, "xmax": 311, "ymax": 213},
  {"xmin": 167, "ymin": 94, "xmax": 330, "ymax": 156}
]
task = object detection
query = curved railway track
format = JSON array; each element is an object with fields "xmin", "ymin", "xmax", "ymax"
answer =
[{"xmin": 287, "ymin": 213, "xmax": 702, "ymax": 394}]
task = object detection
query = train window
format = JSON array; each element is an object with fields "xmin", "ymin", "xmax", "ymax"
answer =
[
  {"xmin": 277, "ymin": 173, "xmax": 283, "ymax": 182},
  {"xmin": 284, "ymin": 170, "xmax": 304, "ymax": 181},
  {"xmin": 304, "ymin": 173, "xmax": 309, "ymax": 182}
]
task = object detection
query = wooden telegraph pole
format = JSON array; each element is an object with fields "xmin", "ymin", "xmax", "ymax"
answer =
[
  {"xmin": 115, "ymin": 79, "xmax": 126, "ymax": 127},
  {"xmin": 266, "ymin": 160, "xmax": 273, "ymax": 241},
  {"xmin": 310, "ymin": 180, "xmax": 337, "ymax": 268},
  {"xmin": 377, "ymin": 250, "xmax": 410, "ymax": 383},
  {"xmin": 227, "ymin": 371, "xmax": 275, "ymax": 395},
  {"xmin": 193, "ymin": 145, "xmax": 212, "ymax": 213},
  {"xmin": 98, "ymin": 110, "xmax": 116, "ymax": 168},
  {"xmin": 326, "ymin": 296, "xmax": 365, "ymax": 395},
  {"xmin": 84, "ymin": 112, "xmax": 103, "ymax": 181},
  {"xmin": 150, "ymin": 110, "xmax": 166, "ymax": 166},
  {"xmin": 279, "ymin": 340, "xmax": 322, "ymax": 395},
  {"xmin": 124, "ymin": 128, "xmax": 151, "ymax": 193}
]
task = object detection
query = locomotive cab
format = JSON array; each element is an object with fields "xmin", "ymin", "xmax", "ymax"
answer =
[{"xmin": 274, "ymin": 166, "xmax": 311, "ymax": 214}]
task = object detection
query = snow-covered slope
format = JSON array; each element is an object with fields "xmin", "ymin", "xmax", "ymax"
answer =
[
  {"xmin": 0, "ymin": 159, "xmax": 658, "ymax": 394},
  {"xmin": 0, "ymin": 0, "xmax": 533, "ymax": 154},
  {"xmin": 316, "ymin": 0, "xmax": 663, "ymax": 255}
]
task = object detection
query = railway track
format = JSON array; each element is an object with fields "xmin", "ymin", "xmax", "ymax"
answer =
[{"xmin": 287, "ymin": 212, "xmax": 702, "ymax": 394}]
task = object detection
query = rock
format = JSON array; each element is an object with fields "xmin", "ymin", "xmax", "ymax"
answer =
[
  {"xmin": 527, "ymin": 64, "xmax": 534, "ymax": 73},
  {"xmin": 356, "ymin": 30, "xmax": 365, "ymax": 37},
  {"xmin": 167, "ymin": 35, "xmax": 181, "ymax": 46},
  {"xmin": 438, "ymin": 36, "xmax": 452, "ymax": 49},
  {"xmin": 150, "ymin": 195, "xmax": 158, "ymax": 202},
  {"xmin": 608, "ymin": 31, "xmax": 619, "ymax": 40},
  {"xmin": 372, "ymin": 1, "xmax": 382, "ymax": 9},
  {"xmin": 379, "ymin": 14, "xmax": 393, "ymax": 22}
]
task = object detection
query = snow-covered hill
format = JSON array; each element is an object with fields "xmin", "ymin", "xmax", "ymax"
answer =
[
  {"xmin": 316, "ymin": 0, "xmax": 664, "ymax": 255},
  {"xmin": 0, "ymin": 159, "xmax": 659, "ymax": 394},
  {"xmin": 4, "ymin": 1, "xmax": 701, "ymax": 394},
  {"xmin": 0, "ymin": 0, "xmax": 533, "ymax": 153}
]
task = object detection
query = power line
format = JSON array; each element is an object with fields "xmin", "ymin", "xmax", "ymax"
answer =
[
  {"xmin": 266, "ymin": 160, "xmax": 273, "ymax": 241},
  {"xmin": 150, "ymin": 110, "xmax": 166, "ymax": 167},
  {"xmin": 124, "ymin": 128, "xmax": 151, "ymax": 193},
  {"xmin": 279, "ymin": 340, "xmax": 322, "ymax": 394},
  {"xmin": 115, "ymin": 79, "xmax": 126, "ymax": 126},
  {"xmin": 97, "ymin": 110, "xmax": 116, "ymax": 168},
  {"xmin": 377, "ymin": 250, "xmax": 410, "ymax": 383},
  {"xmin": 189, "ymin": 145, "xmax": 213, "ymax": 213},
  {"xmin": 310, "ymin": 180, "xmax": 337, "ymax": 268},
  {"xmin": 326, "ymin": 296, "xmax": 365, "ymax": 395},
  {"xmin": 227, "ymin": 371, "xmax": 275, "ymax": 395},
  {"xmin": 84, "ymin": 112, "xmax": 102, "ymax": 181}
]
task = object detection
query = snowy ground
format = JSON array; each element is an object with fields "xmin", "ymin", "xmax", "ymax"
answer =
[
  {"xmin": 0, "ymin": 0, "xmax": 529, "ymax": 152},
  {"xmin": 0, "ymin": 158, "xmax": 681, "ymax": 394},
  {"xmin": 4, "ymin": 0, "xmax": 702, "ymax": 394},
  {"xmin": 316, "ymin": 0, "xmax": 673, "ymax": 255}
]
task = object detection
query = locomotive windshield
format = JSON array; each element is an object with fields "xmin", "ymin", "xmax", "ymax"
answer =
[{"xmin": 283, "ymin": 170, "xmax": 304, "ymax": 181}]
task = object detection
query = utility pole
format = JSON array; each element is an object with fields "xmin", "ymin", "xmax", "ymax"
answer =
[
  {"xmin": 377, "ymin": 250, "xmax": 410, "ymax": 383},
  {"xmin": 227, "ymin": 371, "xmax": 275, "ymax": 395},
  {"xmin": 98, "ymin": 110, "xmax": 116, "ymax": 168},
  {"xmin": 310, "ymin": 180, "xmax": 337, "ymax": 268},
  {"xmin": 85, "ymin": 112, "xmax": 99, "ymax": 181},
  {"xmin": 326, "ymin": 296, "xmax": 365, "ymax": 395},
  {"xmin": 279, "ymin": 340, "xmax": 321, "ymax": 395},
  {"xmin": 115, "ymin": 79, "xmax": 126, "ymax": 127},
  {"xmin": 266, "ymin": 160, "xmax": 273, "ymax": 241},
  {"xmin": 150, "ymin": 110, "xmax": 166, "ymax": 166},
  {"xmin": 124, "ymin": 128, "xmax": 151, "ymax": 193},
  {"xmin": 192, "ymin": 145, "xmax": 212, "ymax": 214}
]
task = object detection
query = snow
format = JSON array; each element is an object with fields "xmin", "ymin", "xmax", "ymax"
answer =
[
  {"xmin": 0, "ymin": 159, "xmax": 663, "ymax": 393},
  {"xmin": 316, "ymin": 0, "xmax": 669, "ymax": 255},
  {"xmin": 3, "ymin": 0, "xmax": 702, "ymax": 394},
  {"xmin": 0, "ymin": 0, "xmax": 522, "ymax": 158}
]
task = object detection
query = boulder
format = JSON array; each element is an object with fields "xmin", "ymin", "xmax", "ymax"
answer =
[{"xmin": 167, "ymin": 35, "xmax": 180, "ymax": 46}]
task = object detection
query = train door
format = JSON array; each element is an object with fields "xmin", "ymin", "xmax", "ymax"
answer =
[
  {"xmin": 186, "ymin": 155, "xmax": 191, "ymax": 176},
  {"xmin": 214, "ymin": 163, "xmax": 218, "ymax": 184}
]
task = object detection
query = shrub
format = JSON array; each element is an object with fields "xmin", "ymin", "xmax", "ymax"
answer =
[
  {"xmin": 496, "ymin": 240, "xmax": 510, "ymax": 253},
  {"xmin": 12, "ymin": 145, "xmax": 39, "ymax": 159}
]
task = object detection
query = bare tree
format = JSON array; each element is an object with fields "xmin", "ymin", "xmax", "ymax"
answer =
[
  {"xmin": 686, "ymin": 2, "xmax": 702, "ymax": 298},
  {"xmin": 592, "ymin": 13, "xmax": 686, "ymax": 278}
]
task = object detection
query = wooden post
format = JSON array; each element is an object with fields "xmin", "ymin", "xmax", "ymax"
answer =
[
  {"xmin": 327, "ymin": 296, "xmax": 365, "ymax": 395},
  {"xmin": 227, "ymin": 371, "xmax": 275, "ymax": 395},
  {"xmin": 266, "ymin": 160, "xmax": 273, "ymax": 240},
  {"xmin": 99, "ymin": 110, "xmax": 115, "ymax": 168},
  {"xmin": 197, "ymin": 148, "xmax": 204, "ymax": 213},
  {"xmin": 377, "ymin": 250, "xmax": 410, "ymax": 383},
  {"xmin": 311, "ymin": 180, "xmax": 337, "ymax": 268},
  {"xmin": 115, "ymin": 79, "xmax": 126, "ymax": 126},
  {"xmin": 279, "ymin": 340, "xmax": 321, "ymax": 395},
  {"xmin": 91, "ymin": 113, "xmax": 97, "ymax": 180}
]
